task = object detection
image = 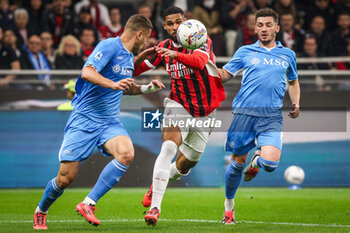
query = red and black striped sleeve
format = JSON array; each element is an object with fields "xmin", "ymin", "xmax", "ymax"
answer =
[{"xmin": 175, "ymin": 36, "xmax": 212, "ymax": 70}]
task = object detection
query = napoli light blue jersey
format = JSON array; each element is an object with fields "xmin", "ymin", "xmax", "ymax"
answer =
[
  {"xmin": 72, "ymin": 37, "xmax": 134, "ymax": 122},
  {"xmin": 223, "ymin": 41, "xmax": 298, "ymax": 117}
]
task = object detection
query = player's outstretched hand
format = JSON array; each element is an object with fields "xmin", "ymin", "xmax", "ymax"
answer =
[
  {"xmin": 151, "ymin": 79, "xmax": 165, "ymax": 90},
  {"xmin": 113, "ymin": 78, "xmax": 134, "ymax": 91},
  {"xmin": 156, "ymin": 46, "xmax": 177, "ymax": 59},
  {"xmin": 288, "ymin": 104, "xmax": 300, "ymax": 118},
  {"xmin": 134, "ymin": 46, "xmax": 157, "ymax": 65}
]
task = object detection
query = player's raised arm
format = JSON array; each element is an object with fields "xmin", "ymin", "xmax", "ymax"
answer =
[
  {"xmin": 133, "ymin": 47, "xmax": 157, "ymax": 76},
  {"xmin": 134, "ymin": 46, "xmax": 157, "ymax": 65},
  {"xmin": 288, "ymin": 79, "xmax": 300, "ymax": 118},
  {"xmin": 156, "ymin": 43, "xmax": 209, "ymax": 70},
  {"xmin": 81, "ymin": 65, "xmax": 134, "ymax": 91},
  {"xmin": 134, "ymin": 44, "xmax": 165, "ymax": 77}
]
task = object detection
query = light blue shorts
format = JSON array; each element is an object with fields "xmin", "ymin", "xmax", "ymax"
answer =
[
  {"xmin": 58, "ymin": 113, "xmax": 129, "ymax": 162},
  {"xmin": 225, "ymin": 114, "xmax": 283, "ymax": 155}
]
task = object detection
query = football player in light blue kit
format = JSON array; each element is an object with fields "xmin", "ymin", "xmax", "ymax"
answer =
[
  {"xmin": 218, "ymin": 8, "xmax": 300, "ymax": 224},
  {"xmin": 33, "ymin": 14, "xmax": 165, "ymax": 230}
]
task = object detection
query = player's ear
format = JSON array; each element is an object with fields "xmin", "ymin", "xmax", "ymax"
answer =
[
  {"xmin": 276, "ymin": 25, "xmax": 280, "ymax": 33},
  {"xmin": 136, "ymin": 30, "xmax": 143, "ymax": 40}
]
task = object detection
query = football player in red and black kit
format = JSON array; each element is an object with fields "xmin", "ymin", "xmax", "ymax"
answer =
[{"xmin": 134, "ymin": 6, "xmax": 225, "ymax": 226}]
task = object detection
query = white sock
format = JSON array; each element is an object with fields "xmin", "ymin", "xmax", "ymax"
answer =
[
  {"xmin": 83, "ymin": 196, "xmax": 96, "ymax": 206},
  {"xmin": 151, "ymin": 140, "xmax": 178, "ymax": 212},
  {"xmin": 168, "ymin": 162, "xmax": 182, "ymax": 182},
  {"xmin": 35, "ymin": 206, "xmax": 48, "ymax": 214},
  {"xmin": 224, "ymin": 198, "xmax": 234, "ymax": 211}
]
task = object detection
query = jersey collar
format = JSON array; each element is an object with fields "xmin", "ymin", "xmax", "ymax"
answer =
[{"xmin": 253, "ymin": 40, "xmax": 283, "ymax": 48}]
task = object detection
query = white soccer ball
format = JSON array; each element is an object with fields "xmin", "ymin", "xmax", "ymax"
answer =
[
  {"xmin": 284, "ymin": 165, "xmax": 305, "ymax": 185},
  {"xmin": 177, "ymin": 19, "xmax": 207, "ymax": 50}
]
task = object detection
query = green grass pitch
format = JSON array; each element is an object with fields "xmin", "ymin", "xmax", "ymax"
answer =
[{"xmin": 1, "ymin": 188, "xmax": 350, "ymax": 233}]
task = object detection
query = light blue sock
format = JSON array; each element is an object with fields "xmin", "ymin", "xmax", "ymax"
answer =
[
  {"xmin": 225, "ymin": 159, "xmax": 245, "ymax": 199},
  {"xmin": 256, "ymin": 157, "xmax": 279, "ymax": 172},
  {"xmin": 87, "ymin": 159, "xmax": 128, "ymax": 203},
  {"xmin": 38, "ymin": 177, "xmax": 63, "ymax": 212}
]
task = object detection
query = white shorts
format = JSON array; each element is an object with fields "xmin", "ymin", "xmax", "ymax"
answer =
[{"xmin": 162, "ymin": 98, "xmax": 216, "ymax": 162}]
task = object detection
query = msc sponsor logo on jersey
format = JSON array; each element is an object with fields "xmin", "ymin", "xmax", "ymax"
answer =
[
  {"xmin": 250, "ymin": 57, "xmax": 289, "ymax": 68},
  {"xmin": 262, "ymin": 58, "xmax": 289, "ymax": 68},
  {"xmin": 112, "ymin": 64, "xmax": 133, "ymax": 76},
  {"xmin": 112, "ymin": 64, "xmax": 120, "ymax": 73},
  {"xmin": 251, "ymin": 57, "xmax": 260, "ymax": 65}
]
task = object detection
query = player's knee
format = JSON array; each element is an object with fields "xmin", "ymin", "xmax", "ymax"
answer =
[
  {"xmin": 57, "ymin": 173, "xmax": 75, "ymax": 189},
  {"xmin": 117, "ymin": 150, "xmax": 134, "ymax": 165}
]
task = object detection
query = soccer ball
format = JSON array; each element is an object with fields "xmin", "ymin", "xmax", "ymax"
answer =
[
  {"xmin": 284, "ymin": 165, "xmax": 305, "ymax": 185},
  {"xmin": 177, "ymin": 19, "xmax": 207, "ymax": 50}
]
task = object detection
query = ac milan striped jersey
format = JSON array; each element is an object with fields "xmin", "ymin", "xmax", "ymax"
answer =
[{"xmin": 134, "ymin": 37, "xmax": 225, "ymax": 117}]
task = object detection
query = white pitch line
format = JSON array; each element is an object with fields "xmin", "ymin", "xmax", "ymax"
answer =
[{"xmin": 1, "ymin": 219, "xmax": 349, "ymax": 228}]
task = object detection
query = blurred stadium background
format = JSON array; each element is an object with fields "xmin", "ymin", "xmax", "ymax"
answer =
[{"xmin": 0, "ymin": 0, "xmax": 350, "ymax": 231}]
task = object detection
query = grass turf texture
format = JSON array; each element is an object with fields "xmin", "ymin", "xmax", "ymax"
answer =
[{"xmin": 0, "ymin": 188, "xmax": 350, "ymax": 233}]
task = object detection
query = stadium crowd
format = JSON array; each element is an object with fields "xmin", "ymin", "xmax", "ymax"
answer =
[{"xmin": 0, "ymin": 0, "xmax": 349, "ymax": 89}]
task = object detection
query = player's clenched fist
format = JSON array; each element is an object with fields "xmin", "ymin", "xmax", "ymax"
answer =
[
  {"xmin": 288, "ymin": 104, "xmax": 300, "ymax": 119},
  {"xmin": 113, "ymin": 78, "xmax": 134, "ymax": 91}
]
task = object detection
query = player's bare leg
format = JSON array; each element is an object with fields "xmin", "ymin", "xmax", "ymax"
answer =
[
  {"xmin": 77, "ymin": 135, "xmax": 134, "ymax": 226},
  {"xmin": 223, "ymin": 153, "xmax": 247, "ymax": 224},
  {"xmin": 260, "ymin": 145, "xmax": 281, "ymax": 161},
  {"xmin": 34, "ymin": 162, "xmax": 79, "ymax": 230},
  {"xmin": 174, "ymin": 152, "xmax": 197, "ymax": 174},
  {"xmin": 57, "ymin": 162, "xmax": 80, "ymax": 189},
  {"xmin": 144, "ymin": 126, "xmax": 181, "ymax": 226}
]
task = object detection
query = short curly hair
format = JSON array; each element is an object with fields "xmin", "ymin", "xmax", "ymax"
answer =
[{"xmin": 255, "ymin": 8, "xmax": 279, "ymax": 24}]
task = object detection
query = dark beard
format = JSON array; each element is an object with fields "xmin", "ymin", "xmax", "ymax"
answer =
[
  {"xmin": 132, "ymin": 46, "xmax": 140, "ymax": 55},
  {"xmin": 172, "ymin": 35, "xmax": 179, "ymax": 43},
  {"xmin": 261, "ymin": 39, "xmax": 272, "ymax": 45},
  {"xmin": 164, "ymin": 31, "xmax": 178, "ymax": 43}
]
